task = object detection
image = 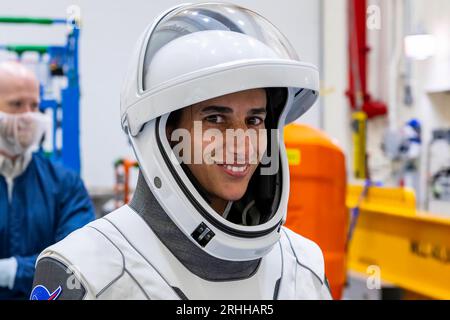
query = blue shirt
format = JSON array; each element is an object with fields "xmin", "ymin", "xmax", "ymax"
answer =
[{"xmin": 0, "ymin": 153, "xmax": 95, "ymax": 299}]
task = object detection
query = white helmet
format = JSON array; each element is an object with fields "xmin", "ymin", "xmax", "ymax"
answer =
[{"xmin": 120, "ymin": 2, "xmax": 319, "ymax": 261}]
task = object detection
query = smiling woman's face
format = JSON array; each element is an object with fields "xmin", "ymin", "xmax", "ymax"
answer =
[{"xmin": 167, "ymin": 88, "xmax": 267, "ymax": 214}]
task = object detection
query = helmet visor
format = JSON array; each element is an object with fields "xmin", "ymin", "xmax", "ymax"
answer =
[{"xmin": 142, "ymin": 2, "xmax": 300, "ymax": 91}]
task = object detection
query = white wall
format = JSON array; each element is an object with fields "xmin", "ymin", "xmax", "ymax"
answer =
[
  {"xmin": 357, "ymin": 0, "xmax": 450, "ymax": 213},
  {"xmin": 405, "ymin": 0, "xmax": 450, "ymax": 213},
  {"xmin": 0, "ymin": 0, "xmax": 321, "ymax": 190},
  {"xmin": 322, "ymin": 0, "xmax": 351, "ymax": 165},
  {"xmin": 318, "ymin": 0, "xmax": 450, "ymax": 214}
]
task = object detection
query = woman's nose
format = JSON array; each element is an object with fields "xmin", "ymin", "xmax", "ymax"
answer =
[{"xmin": 225, "ymin": 127, "xmax": 258, "ymax": 163}]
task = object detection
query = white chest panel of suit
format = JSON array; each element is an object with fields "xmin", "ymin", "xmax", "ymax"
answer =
[{"xmin": 37, "ymin": 206, "xmax": 332, "ymax": 300}]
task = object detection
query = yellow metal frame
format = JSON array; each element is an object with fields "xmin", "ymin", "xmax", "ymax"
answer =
[
  {"xmin": 347, "ymin": 185, "xmax": 450, "ymax": 299},
  {"xmin": 351, "ymin": 111, "xmax": 367, "ymax": 179}
]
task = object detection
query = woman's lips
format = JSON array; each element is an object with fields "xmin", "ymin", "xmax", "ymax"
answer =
[{"xmin": 216, "ymin": 163, "xmax": 250, "ymax": 178}]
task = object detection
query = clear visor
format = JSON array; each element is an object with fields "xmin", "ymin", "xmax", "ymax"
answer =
[
  {"xmin": 142, "ymin": 2, "xmax": 299, "ymax": 91},
  {"xmin": 160, "ymin": 88, "xmax": 283, "ymax": 228}
]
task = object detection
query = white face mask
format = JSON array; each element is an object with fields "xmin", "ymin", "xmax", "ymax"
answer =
[{"xmin": 0, "ymin": 111, "xmax": 50, "ymax": 157}]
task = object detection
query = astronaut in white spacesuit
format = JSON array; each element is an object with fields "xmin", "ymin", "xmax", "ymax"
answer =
[{"xmin": 31, "ymin": 2, "xmax": 332, "ymax": 300}]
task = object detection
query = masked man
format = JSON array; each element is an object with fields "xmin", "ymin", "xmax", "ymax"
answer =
[
  {"xmin": 32, "ymin": 3, "xmax": 332, "ymax": 300},
  {"xmin": 0, "ymin": 61, "xmax": 95, "ymax": 299}
]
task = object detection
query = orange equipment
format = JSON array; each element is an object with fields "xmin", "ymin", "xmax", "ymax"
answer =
[
  {"xmin": 114, "ymin": 158, "xmax": 139, "ymax": 208},
  {"xmin": 284, "ymin": 123, "xmax": 348, "ymax": 300}
]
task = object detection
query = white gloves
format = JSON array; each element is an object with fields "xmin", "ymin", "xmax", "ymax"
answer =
[{"xmin": 0, "ymin": 257, "xmax": 18, "ymax": 289}]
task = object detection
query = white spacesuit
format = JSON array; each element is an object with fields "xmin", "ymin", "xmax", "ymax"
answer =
[{"xmin": 31, "ymin": 2, "xmax": 332, "ymax": 300}]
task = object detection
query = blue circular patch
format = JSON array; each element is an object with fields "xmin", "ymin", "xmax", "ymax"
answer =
[{"xmin": 30, "ymin": 285, "xmax": 62, "ymax": 300}]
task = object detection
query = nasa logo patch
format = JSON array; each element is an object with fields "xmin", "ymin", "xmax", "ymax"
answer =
[{"xmin": 30, "ymin": 285, "xmax": 62, "ymax": 300}]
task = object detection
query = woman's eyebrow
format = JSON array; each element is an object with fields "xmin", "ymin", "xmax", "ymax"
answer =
[
  {"xmin": 248, "ymin": 107, "xmax": 267, "ymax": 115},
  {"xmin": 200, "ymin": 105, "xmax": 233, "ymax": 114}
]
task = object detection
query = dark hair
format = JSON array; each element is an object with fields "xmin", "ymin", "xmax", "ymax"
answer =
[{"xmin": 166, "ymin": 108, "xmax": 183, "ymax": 129}]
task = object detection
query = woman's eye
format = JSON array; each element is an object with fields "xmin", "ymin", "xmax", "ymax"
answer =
[
  {"xmin": 247, "ymin": 117, "xmax": 264, "ymax": 126},
  {"xmin": 204, "ymin": 114, "xmax": 225, "ymax": 124}
]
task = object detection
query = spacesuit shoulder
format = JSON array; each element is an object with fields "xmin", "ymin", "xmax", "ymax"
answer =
[
  {"xmin": 280, "ymin": 226, "xmax": 326, "ymax": 284},
  {"xmin": 34, "ymin": 212, "xmax": 126, "ymax": 299}
]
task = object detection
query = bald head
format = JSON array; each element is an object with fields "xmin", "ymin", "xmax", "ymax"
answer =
[{"xmin": 0, "ymin": 61, "xmax": 40, "ymax": 114}]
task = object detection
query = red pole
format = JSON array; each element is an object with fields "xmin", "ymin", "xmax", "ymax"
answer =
[{"xmin": 346, "ymin": 0, "xmax": 387, "ymax": 118}]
